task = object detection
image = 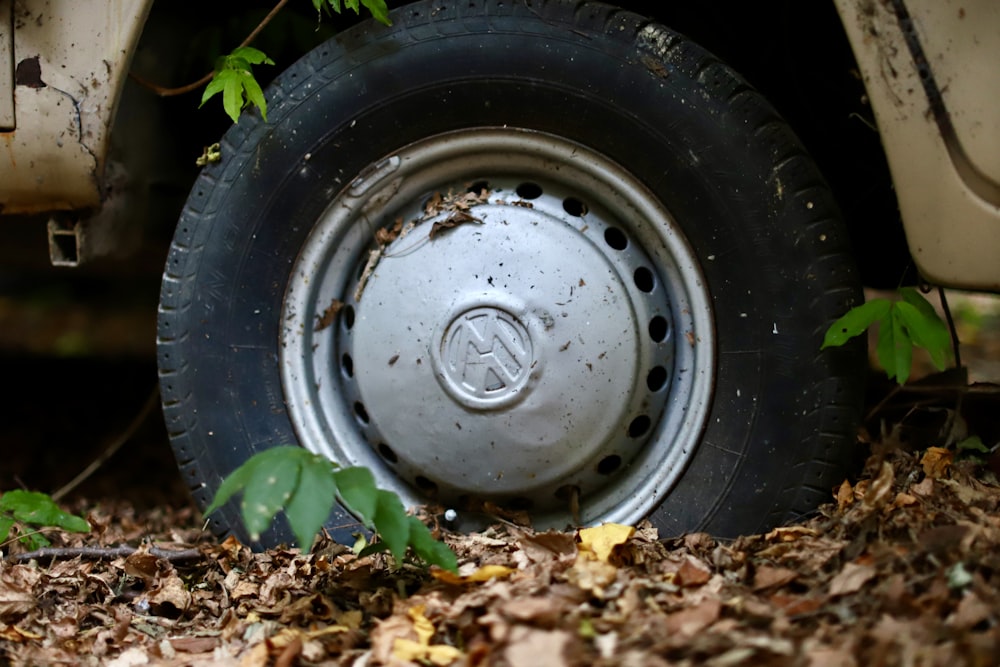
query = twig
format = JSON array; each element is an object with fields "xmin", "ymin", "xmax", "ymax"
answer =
[
  {"xmin": 8, "ymin": 545, "xmax": 202, "ymax": 563},
  {"xmin": 129, "ymin": 0, "xmax": 291, "ymax": 97},
  {"xmin": 52, "ymin": 386, "xmax": 161, "ymax": 502}
]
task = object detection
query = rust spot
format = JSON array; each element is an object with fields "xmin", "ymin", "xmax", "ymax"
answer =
[{"xmin": 15, "ymin": 57, "xmax": 45, "ymax": 88}]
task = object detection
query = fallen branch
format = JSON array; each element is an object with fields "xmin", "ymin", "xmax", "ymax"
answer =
[{"xmin": 7, "ymin": 545, "xmax": 202, "ymax": 564}]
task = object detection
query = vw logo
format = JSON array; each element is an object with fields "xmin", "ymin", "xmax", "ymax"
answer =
[{"xmin": 436, "ymin": 306, "xmax": 535, "ymax": 408}]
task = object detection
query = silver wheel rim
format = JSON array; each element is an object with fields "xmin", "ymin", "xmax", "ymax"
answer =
[{"xmin": 281, "ymin": 128, "xmax": 715, "ymax": 529}]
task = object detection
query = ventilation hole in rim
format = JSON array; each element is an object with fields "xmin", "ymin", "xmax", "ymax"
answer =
[
  {"xmin": 634, "ymin": 266, "xmax": 655, "ymax": 292},
  {"xmin": 415, "ymin": 476, "xmax": 439, "ymax": 496},
  {"xmin": 648, "ymin": 315, "xmax": 668, "ymax": 342},
  {"xmin": 377, "ymin": 443, "xmax": 398, "ymax": 464},
  {"xmin": 467, "ymin": 180, "xmax": 490, "ymax": 195},
  {"xmin": 341, "ymin": 353, "xmax": 354, "ymax": 378},
  {"xmin": 597, "ymin": 454, "xmax": 622, "ymax": 475},
  {"xmin": 354, "ymin": 401, "xmax": 370, "ymax": 424},
  {"xmin": 646, "ymin": 366, "xmax": 668, "ymax": 392},
  {"xmin": 515, "ymin": 182, "xmax": 543, "ymax": 199},
  {"xmin": 507, "ymin": 497, "xmax": 534, "ymax": 511},
  {"xmin": 604, "ymin": 227, "xmax": 628, "ymax": 250},
  {"xmin": 563, "ymin": 197, "xmax": 588, "ymax": 217},
  {"xmin": 628, "ymin": 415, "xmax": 651, "ymax": 438},
  {"xmin": 343, "ymin": 305, "xmax": 355, "ymax": 330}
]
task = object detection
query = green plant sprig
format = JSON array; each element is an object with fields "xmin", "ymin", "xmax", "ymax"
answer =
[
  {"xmin": 201, "ymin": 0, "xmax": 390, "ymax": 125},
  {"xmin": 0, "ymin": 490, "xmax": 91, "ymax": 551},
  {"xmin": 205, "ymin": 446, "xmax": 457, "ymax": 572},
  {"xmin": 822, "ymin": 287, "xmax": 954, "ymax": 384}
]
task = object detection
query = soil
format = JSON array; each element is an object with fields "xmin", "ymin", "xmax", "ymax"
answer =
[{"xmin": 2, "ymin": 291, "xmax": 1000, "ymax": 666}]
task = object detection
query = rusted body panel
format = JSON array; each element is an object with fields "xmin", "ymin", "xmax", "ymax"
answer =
[
  {"xmin": 0, "ymin": 0, "xmax": 152, "ymax": 215},
  {"xmin": 835, "ymin": 0, "xmax": 1000, "ymax": 290}
]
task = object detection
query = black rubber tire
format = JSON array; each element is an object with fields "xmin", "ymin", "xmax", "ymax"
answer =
[{"xmin": 157, "ymin": 0, "xmax": 865, "ymax": 545}]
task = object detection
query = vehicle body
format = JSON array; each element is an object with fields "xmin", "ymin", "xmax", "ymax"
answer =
[
  {"xmin": 2, "ymin": 0, "xmax": 998, "ymax": 544},
  {"xmin": 3, "ymin": 0, "xmax": 997, "ymax": 289}
]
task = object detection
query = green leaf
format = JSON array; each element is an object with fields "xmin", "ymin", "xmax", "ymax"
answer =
[
  {"xmin": 240, "ymin": 454, "xmax": 301, "ymax": 542},
  {"xmin": 957, "ymin": 435, "xmax": 989, "ymax": 453},
  {"xmin": 876, "ymin": 305, "xmax": 913, "ymax": 384},
  {"xmin": 230, "ymin": 46, "xmax": 274, "ymax": 67},
  {"xmin": 406, "ymin": 516, "xmax": 458, "ymax": 572},
  {"xmin": 361, "ymin": 0, "xmax": 391, "ymax": 24},
  {"xmin": 284, "ymin": 454, "xmax": 338, "ymax": 551},
  {"xmin": 896, "ymin": 290, "xmax": 953, "ymax": 369},
  {"xmin": 334, "ymin": 467, "xmax": 378, "ymax": 525},
  {"xmin": 0, "ymin": 516, "xmax": 15, "ymax": 543},
  {"xmin": 821, "ymin": 298, "xmax": 891, "ymax": 349},
  {"xmin": 240, "ymin": 74, "xmax": 268, "ymax": 121},
  {"xmin": 0, "ymin": 490, "xmax": 89, "ymax": 533},
  {"xmin": 372, "ymin": 489, "xmax": 410, "ymax": 564}
]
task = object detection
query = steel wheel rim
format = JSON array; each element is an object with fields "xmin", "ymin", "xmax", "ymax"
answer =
[{"xmin": 281, "ymin": 127, "xmax": 715, "ymax": 529}]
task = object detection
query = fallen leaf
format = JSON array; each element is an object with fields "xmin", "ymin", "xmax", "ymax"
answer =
[
  {"xmin": 392, "ymin": 605, "xmax": 463, "ymax": 666},
  {"xmin": 578, "ymin": 523, "xmax": 635, "ymax": 563},
  {"xmin": 921, "ymin": 447, "xmax": 953, "ymax": 478},
  {"xmin": 431, "ymin": 564, "xmax": 516, "ymax": 585},
  {"xmin": 765, "ymin": 526, "xmax": 819, "ymax": 543},
  {"xmin": 836, "ymin": 479, "xmax": 854, "ymax": 511},
  {"xmin": 503, "ymin": 626, "xmax": 572, "ymax": 667},
  {"xmin": 675, "ymin": 555, "xmax": 713, "ymax": 587},
  {"xmin": 664, "ymin": 599, "xmax": 722, "ymax": 637},
  {"xmin": 753, "ymin": 565, "xmax": 799, "ymax": 591},
  {"xmin": 863, "ymin": 461, "xmax": 895, "ymax": 511},
  {"xmin": 828, "ymin": 562, "xmax": 877, "ymax": 597}
]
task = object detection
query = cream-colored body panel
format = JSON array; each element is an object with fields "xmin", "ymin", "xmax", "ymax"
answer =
[
  {"xmin": 0, "ymin": 0, "xmax": 152, "ymax": 214},
  {"xmin": 835, "ymin": 0, "xmax": 1000, "ymax": 290}
]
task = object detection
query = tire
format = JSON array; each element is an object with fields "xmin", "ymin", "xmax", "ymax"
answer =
[{"xmin": 157, "ymin": 0, "xmax": 865, "ymax": 545}]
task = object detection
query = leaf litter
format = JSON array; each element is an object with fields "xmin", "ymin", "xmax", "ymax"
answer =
[{"xmin": 3, "ymin": 391, "xmax": 1000, "ymax": 666}]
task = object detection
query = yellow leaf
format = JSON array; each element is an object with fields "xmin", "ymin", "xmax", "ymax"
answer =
[
  {"xmin": 578, "ymin": 523, "xmax": 635, "ymax": 563},
  {"xmin": 391, "ymin": 605, "xmax": 463, "ymax": 666},
  {"xmin": 431, "ymin": 564, "xmax": 516, "ymax": 585},
  {"xmin": 921, "ymin": 447, "xmax": 953, "ymax": 478}
]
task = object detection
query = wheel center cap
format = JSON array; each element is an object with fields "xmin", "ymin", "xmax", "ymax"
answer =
[{"xmin": 434, "ymin": 305, "xmax": 535, "ymax": 409}]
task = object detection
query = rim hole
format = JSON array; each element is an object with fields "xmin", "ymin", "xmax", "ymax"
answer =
[
  {"xmin": 341, "ymin": 353, "xmax": 354, "ymax": 378},
  {"xmin": 377, "ymin": 443, "xmax": 398, "ymax": 464},
  {"xmin": 628, "ymin": 415, "xmax": 651, "ymax": 438},
  {"xmin": 648, "ymin": 316, "xmax": 668, "ymax": 342},
  {"xmin": 354, "ymin": 401, "xmax": 370, "ymax": 424},
  {"xmin": 415, "ymin": 476, "xmax": 438, "ymax": 496},
  {"xmin": 467, "ymin": 180, "xmax": 490, "ymax": 195},
  {"xmin": 597, "ymin": 455, "xmax": 622, "ymax": 475},
  {"xmin": 634, "ymin": 266, "xmax": 655, "ymax": 293},
  {"xmin": 507, "ymin": 497, "xmax": 534, "ymax": 511},
  {"xmin": 563, "ymin": 197, "xmax": 588, "ymax": 217},
  {"xmin": 516, "ymin": 182, "xmax": 542, "ymax": 199},
  {"xmin": 604, "ymin": 227, "xmax": 628, "ymax": 250},
  {"xmin": 343, "ymin": 305, "xmax": 356, "ymax": 330},
  {"xmin": 646, "ymin": 366, "xmax": 668, "ymax": 392}
]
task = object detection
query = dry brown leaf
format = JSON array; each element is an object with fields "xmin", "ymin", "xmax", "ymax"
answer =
[
  {"xmin": 828, "ymin": 562, "xmax": 877, "ymax": 597},
  {"xmin": 503, "ymin": 626, "xmax": 572, "ymax": 667},
  {"xmin": 765, "ymin": 526, "xmax": 819, "ymax": 543},
  {"xmin": 836, "ymin": 479, "xmax": 854, "ymax": 512},
  {"xmin": 864, "ymin": 461, "xmax": 896, "ymax": 511},
  {"xmin": 921, "ymin": 447, "xmax": 954, "ymax": 478},
  {"xmin": 753, "ymin": 565, "xmax": 799, "ymax": 591},
  {"xmin": 675, "ymin": 555, "xmax": 713, "ymax": 587},
  {"xmin": 664, "ymin": 599, "xmax": 722, "ymax": 637}
]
